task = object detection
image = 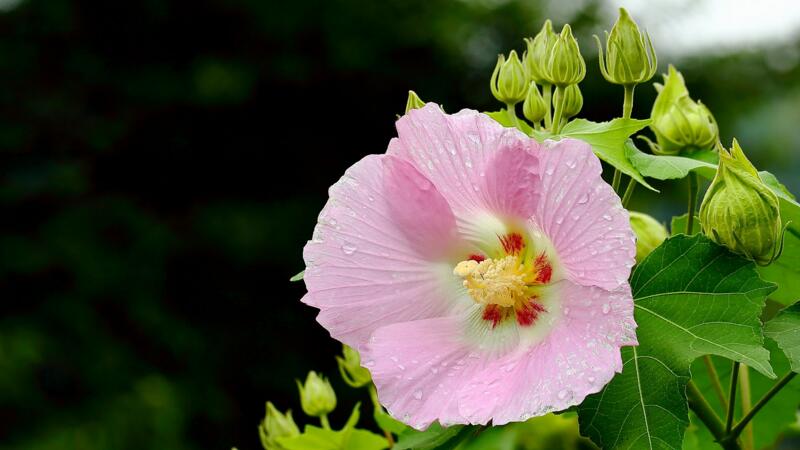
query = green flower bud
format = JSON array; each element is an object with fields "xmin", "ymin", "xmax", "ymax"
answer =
[
  {"xmin": 336, "ymin": 345, "xmax": 372, "ymax": 388},
  {"xmin": 296, "ymin": 371, "xmax": 336, "ymax": 417},
  {"xmin": 699, "ymin": 140, "xmax": 782, "ymax": 265},
  {"xmin": 649, "ymin": 65, "xmax": 719, "ymax": 155},
  {"xmin": 524, "ymin": 20, "xmax": 558, "ymax": 85},
  {"xmin": 405, "ymin": 90, "xmax": 425, "ymax": 114},
  {"xmin": 629, "ymin": 211, "xmax": 668, "ymax": 263},
  {"xmin": 258, "ymin": 402, "xmax": 300, "ymax": 450},
  {"xmin": 552, "ymin": 83, "xmax": 583, "ymax": 120},
  {"xmin": 595, "ymin": 8, "xmax": 657, "ymax": 86},
  {"xmin": 490, "ymin": 50, "xmax": 528, "ymax": 105},
  {"xmin": 544, "ymin": 24, "xmax": 585, "ymax": 87},
  {"xmin": 522, "ymin": 81, "xmax": 547, "ymax": 123}
]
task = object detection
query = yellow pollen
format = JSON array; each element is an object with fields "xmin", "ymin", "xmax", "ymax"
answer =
[{"xmin": 453, "ymin": 256, "xmax": 528, "ymax": 307}]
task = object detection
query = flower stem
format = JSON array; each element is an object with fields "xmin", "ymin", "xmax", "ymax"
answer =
[
  {"xmin": 552, "ymin": 85, "xmax": 567, "ymax": 134},
  {"xmin": 506, "ymin": 103, "xmax": 521, "ymax": 129},
  {"xmin": 703, "ymin": 355, "xmax": 729, "ymax": 410},
  {"xmin": 622, "ymin": 84, "xmax": 636, "ymax": 119},
  {"xmin": 612, "ymin": 169, "xmax": 622, "ymax": 192},
  {"xmin": 320, "ymin": 414, "xmax": 331, "ymax": 430},
  {"xmin": 725, "ymin": 362, "xmax": 740, "ymax": 433},
  {"xmin": 686, "ymin": 173, "xmax": 699, "ymax": 234},
  {"xmin": 543, "ymin": 84, "xmax": 552, "ymax": 130},
  {"xmin": 729, "ymin": 372, "xmax": 797, "ymax": 439},
  {"xmin": 369, "ymin": 384, "xmax": 396, "ymax": 446},
  {"xmin": 686, "ymin": 380, "xmax": 727, "ymax": 443},
  {"xmin": 738, "ymin": 365, "xmax": 753, "ymax": 450},
  {"xmin": 621, "ymin": 178, "xmax": 637, "ymax": 207}
]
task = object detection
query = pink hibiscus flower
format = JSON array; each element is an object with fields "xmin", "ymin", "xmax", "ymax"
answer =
[{"xmin": 301, "ymin": 104, "xmax": 638, "ymax": 429}]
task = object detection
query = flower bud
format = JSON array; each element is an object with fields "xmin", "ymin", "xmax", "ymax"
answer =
[
  {"xmin": 699, "ymin": 140, "xmax": 782, "ymax": 265},
  {"xmin": 545, "ymin": 24, "xmax": 585, "ymax": 87},
  {"xmin": 336, "ymin": 345, "xmax": 372, "ymax": 388},
  {"xmin": 524, "ymin": 20, "xmax": 558, "ymax": 85},
  {"xmin": 258, "ymin": 402, "xmax": 300, "ymax": 450},
  {"xmin": 595, "ymin": 8, "xmax": 657, "ymax": 86},
  {"xmin": 552, "ymin": 83, "xmax": 583, "ymax": 120},
  {"xmin": 405, "ymin": 90, "xmax": 425, "ymax": 114},
  {"xmin": 296, "ymin": 371, "xmax": 336, "ymax": 417},
  {"xmin": 649, "ymin": 65, "xmax": 718, "ymax": 155},
  {"xmin": 522, "ymin": 81, "xmax": 547, "ymax": 123},
  {"xmin": 490, "ymin": 50, "xmax": 528, "ymax": 105},
  {"xmin": 629, "ymin": 211, "xmax": 668, "ymax": 263}
]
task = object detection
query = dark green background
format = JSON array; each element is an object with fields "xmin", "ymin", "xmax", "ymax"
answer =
[{"xmin": 1, "ymin": 0, "xmax": 798, "ymax": 448}]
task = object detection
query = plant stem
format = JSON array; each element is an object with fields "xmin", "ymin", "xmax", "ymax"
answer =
[
  {"xmin": 726, "ymin": 362, "xmax": 740, "ymax": 433},
  {"xmin": 543, "ymin": 84, "xmax": 552, "ymax": 130},
  {"xmin": 612, "ymin": 169, "xmax": 622, "ymax": 192},
  {"xmin": 369, "ymin": 384, "xmax": 396, "ymax": 446},
  {"xmin": 623, "ymin": 84, "xmax": 636, "ymax": 119},
  {"xmin": 738, "ymin": 365, "xmax": 753, "ymax": 450},
  {"xmin": 686, "ymin": 173, "xmax": 699, "ymax": 234},
  {"xmin": 320, "ymin": 414, "xmax": 331, "ymax": 430},
  {"xmin": 729, "ymin": 372, "xmax": 797, "ymax": 439},
  {"xmin": 621, "ymin": 178, "xmax": 637, "ymax": 207},
  {"xmin": 506, "ymin": 103, "xmax": 521, "ymax": 129},
  {"xmin": 686, "ymin": 381, "xmax": 727, "ymax": 443},
  {"xmin": 703, "ymin": 355, "xmax": 729, "ymax": 410},
  {"xmin": 552, "ymin": 85, "xmax": 567, "ymax": 134}
]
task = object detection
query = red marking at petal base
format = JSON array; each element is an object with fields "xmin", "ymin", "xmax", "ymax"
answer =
[
  {"xmin": 516, "ymin": 299, "xmax": 547, "ymax": 327},
  {"xmin": 468, "ymin": 254, "xmax": 486, "ymax": 262},
  {"xmin": 534, "ymin": 253, "xmax": 552, "ymax": 284},
  {"xmin": 499, "ymin": 232, "xmax": 525, "ymax": 255},
  {"xmin": 483, "ymin": 305, "xmax": 503, "ymax": 328}
]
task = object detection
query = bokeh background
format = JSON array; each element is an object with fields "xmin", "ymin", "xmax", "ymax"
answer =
[{"xmin": 2, "ymin": 0, "xmax": 800, "ymax": 448}]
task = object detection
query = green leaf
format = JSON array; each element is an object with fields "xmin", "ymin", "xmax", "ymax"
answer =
[
  {"xmin": 578, "ymin": 234, "xmax": 776, "ymax": 450},
  {"xmin": 669, "ymin": 214, "xmax": 700, "ymax": 236},
  {"xmin": 374, "ymin": 405, "xmax": 408, "ymax": 435},
  {"xmin": 765, "ymin": 301, "xmax": 800, "ymax": 372},
  {"xmin": 556, "ymin": 118, "xmax": 656, "ymax": 191},
  {"xmin": 687, "ymin": 339, "xmax": 800, "ymax": 449},
  {"xmin": 393, "ymin": 423, "xmax": 472, "ymax": 450},
  {"xmin": 279, "ymin": 403, "xmax": 388, "ymax": 450},
  {"xmin": 485, "ymin": 110, "xmax": 533, "ymax": 135},
  {"xmin": 290, "ymin": 270, "xmax": 304, "ymax": 282},
  {"xmin": 625, "ymin": 141, "xmax": 717, "ymax": 180}
]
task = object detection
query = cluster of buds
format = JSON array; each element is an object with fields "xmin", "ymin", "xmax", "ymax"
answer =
[
  {"xmin": 699, "ymin": 140, "xmax": 783, "ymax": 265},
  {"xmin": 648, "ymin": 65, "xmax": 719, "ymax": 155}
]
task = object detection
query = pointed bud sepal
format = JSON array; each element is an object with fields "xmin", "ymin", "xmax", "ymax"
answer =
[
  {"xmin": 296, "ymin": 371, "xmax": 337, "ymax": 417},
  {"xmin": 649, "ymin": 65, "xmax": 718, "ymax": 155},
  {"xmin": 405, "ymin": 90, "xmax": 425, "ymax": 114},
  {"xmin": 699, "ymin": 140, "xmax": 784, "ymax": 265},
  {"xmin": 524, "ymin": 20, "xmax": 558, "ymax": 85},
  {"xmin": 522, "ymin": 81, "xmax": 547, "ymax": 123},
  {"xmin": 629, "ymin": 211, "xmax": 669, "ymax": 263},
  {"xmin": 490, "ymin": 50, "xmax": 528, "ymax": 105},
  {"xmin": 259, "ymin": 402, "xmax": 300, "ymax": 450},
  {"xmin": 545, "ymin": 24, "xmax": 586, "ymax": 87},
  {"xmin": 595, "ymin": 7, "xmax": 657, "ymax": 86},
  {"xmin": 336, "ymin": 345, "xmax": 372, "ymax": 388},
  {"xmin": 552, "ymin": 83, "xmax": 583, "ymax": 120}
]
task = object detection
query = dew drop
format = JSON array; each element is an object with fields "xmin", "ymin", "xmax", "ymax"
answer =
[
  {"xmin": 602, "ymin": 303, "xmax": 611, "ymax": 314},
  {"xmin": 545, "ymin": 166, "xmax": 555, "ymax": 176},
  {"xmin": 577, "ymin": 193, "xmax": 589, "ymax": 204},
  {"xmin": 565, "ymin": 159, "xmax": 576, "ymax": 168},
  {"xmin": 557, "ymin": 389, "xmax": 569, "ymax": 400},
  {"xmin": 602, "ymin": 214, "xmax": 612, "ymax": 221},
  {"xmin": 413, "ymin": 389, "xmax": 423, "ymax": 400},
  {"xmin": 587, "ymin": 376, "xmax": 596, "ymax": 385},
  {"xmin": 341, "ymin": 243, "xmax": 357, "ymax": 255}
]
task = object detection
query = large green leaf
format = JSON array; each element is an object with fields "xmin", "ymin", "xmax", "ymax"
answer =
[
  {"xmin": 554, "ymin": 118, "xmax": 656, "ymax": 191},
  {"xmin": 764, "ymin": 301, "xmax": 800, "ymax": 372},
  {"xmin": 578, "ymin": 234, "xmax": 776, "ymax": 450},
  {"xmin": 625, "ymin": 142, "xmax": 717, "ymax": 180}
]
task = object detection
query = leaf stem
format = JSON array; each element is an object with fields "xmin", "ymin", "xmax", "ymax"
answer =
[
  {"xmin": 703, "ymin": 355, "xmax": 729, "ymax": 411},
  {"xmin": 686, "ymin": 173, "xmax": 699, "ymax": 234},
  {"xmin": 621, "ymin": 178, "xmax": 637, "ymax": 207},
  {"xmin": 369, "ymin": 384, "xmax": 396, "ymax": 446},
  {"xmin": 543, "ymin": 84, "xmax": 552, "ymax": 130},
  {"xmin": 623, "ymin": 84, "xmax": 636, "ymax": 120},
  {"xmin": 612, "ymin": 169, "xmax": 622, "ymax": 192},
  {"xmin": 725, "ymin": 362, "xmax": 740, "ymax": 433},
  {"xmin": 729, "ymin": 372, "xmax": 797, "ymax": 439},
  {"xmin": 738, "ymin": 365, "xmax": 753, "ymax": 450},
  {"xmin": 686, "ymin": 380, "xmax": 727, "ymax": 443},
  {"xmin": 320, "ymin": 414, "xmax": 331, "ymax": 430}
]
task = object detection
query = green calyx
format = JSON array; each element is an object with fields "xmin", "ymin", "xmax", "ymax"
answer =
[
  {"xmin": 699, "ymin": 140, "xmax": 783, "ymax": 265},
  {"xmin": 405, "ymin": 90, "xmax": 425, "ymax": 114},
  {"xmin": 545, "ymin": 24, "xmax": 586, "ymax": 87},
  {"xmin": 490, "ymin": 50, "xmax": 528, "ymax": 105},
  {"xmin": 296, "ymin": 371, "xmax": 337, "ymax": 417},
  {"xmin": 629, "ymin": 211, "xmax": 669, "ymax": 263},
  {"xmin": 522, "ymin": 81, "xmax": 547, "ymax": 123},
  {"xmin": 336, "ymin": 345, "xmax": 372, "ymax": 388},
  {"xmin": 259, "ymin": 401, "xmax": 300, "ymax": 450},
  {"xmin": 596, "ymin": 7, "xmax": 657, "ymax": 86},
  {"xmin": 552, "ymin": 83, "xmax": 583, "ymax": 120},
  {"xmin": 524, "ymin": 19, "xmax": 558, "ymax": 85},
  {"xmin": 648, "ymin": 65, "xmax": 719, "ymax": 155}
]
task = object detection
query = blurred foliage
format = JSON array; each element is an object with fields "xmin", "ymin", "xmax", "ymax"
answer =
[{"xmin": 1, "ymin": 0, "xmax": 799, "ymax": 448}]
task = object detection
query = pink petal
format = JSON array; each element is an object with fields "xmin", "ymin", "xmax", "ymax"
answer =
[
  {"xmin": 365, "ymin": 282, "xmax": 636, "ymax": 429},
  {"xmin": 303, "ymin": 155, "xmax": 464, "ymax": 347},
  {"xmin": 533, "ymin": 139, "xmax": 636, "ymax": 290},
  {"xmin": 389, "ymin": 104, "xmax": 541, "ymax": 221}
]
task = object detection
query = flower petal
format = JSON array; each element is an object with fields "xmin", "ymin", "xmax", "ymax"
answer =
[
  {"xmin": 533, "ymin": 139, "xmax": 636, "ymax": 290},
  {"xmin": 303, "ymin": 155, "xmax": 464, "ymax": 347}
]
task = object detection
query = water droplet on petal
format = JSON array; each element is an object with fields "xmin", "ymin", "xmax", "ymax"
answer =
[
  {"xmin": 413, "ymin": 389, "xmax": 423, "ymax": 400},
  {"xmin": 566, "ymin": 160, "xmax": 576, "ymax": 168},
  {"xmin": 341, "ymin": 243, "xmax": 357, "ymax": 255},
  {"xmin": 602, "ymin": 214, "xmax": 612, "ymax": 221},
  {"xmin": 577, "ymin": 193, "xmax": 589, "ymax": 204},
  {"xmin": 557, "ymin": 389, "xmax": 569, "ymax": 400},
  {"xmin": 602, "ymin": 303, "xmax": 611, "ymax": 314},
  {"xmin": 545, "ymin": 166, "xmax": 555, "ymax": 176}
]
